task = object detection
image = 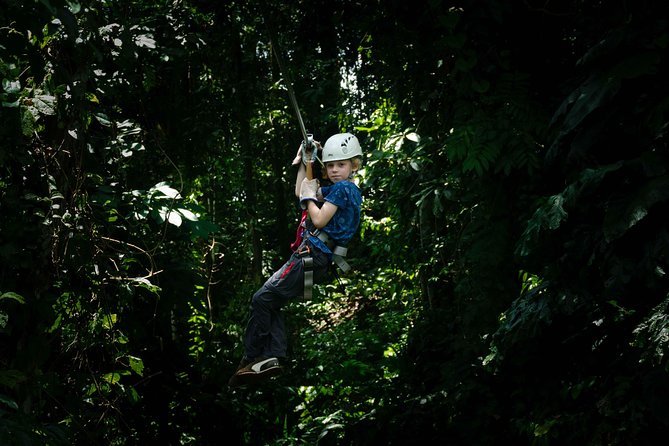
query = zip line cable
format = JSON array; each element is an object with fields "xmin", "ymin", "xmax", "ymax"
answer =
[
  {"xmin": 265, "ymin": 24, "xmax": 311, "ymax": 149},
  {"xmin": 263, "ymin": 17, "xmax": 318, "ymax": 180}
]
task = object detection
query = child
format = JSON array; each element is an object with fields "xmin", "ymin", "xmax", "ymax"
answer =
[{"xmin": 228, "ymin": 133, "xmax": 363, "ymax": 387}]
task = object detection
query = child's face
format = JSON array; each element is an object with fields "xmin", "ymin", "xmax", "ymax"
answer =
[{"xmin": 325, "ymin": 159, "xmax": 353, "ymax": 183}]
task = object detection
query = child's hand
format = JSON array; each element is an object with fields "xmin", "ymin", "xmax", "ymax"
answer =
[
  {"xmin": 291, "ymin": 144, "xmax": 304, "ymax": 166},
  {"xmin": 299, "ymin": 178, "xmax": 319, "ymax": 205},
  {"xmin": 291, "ymin": 140, "xmax": 321, "ymax": 165}
]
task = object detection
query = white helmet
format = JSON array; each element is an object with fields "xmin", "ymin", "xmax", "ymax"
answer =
[{"xmin": 322, "ymin": 133, "xmax": 362, "ymax": 162}]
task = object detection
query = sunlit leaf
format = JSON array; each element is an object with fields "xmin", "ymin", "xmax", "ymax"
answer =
[
  {"xmin": 152, "ymin": 183, "xmax": 181, "ymax": 199},
  {"xmin": 103, "ymin": 372, "xmax": 123, "ymax": 384},
  {"xmin": 2, "ymin": 79, "xmax": 21, "ymax": 94},
  {"xmin": 177, "ymin": 208, "xmax": 198, "ymax": 221},
  {"xmin": 101, "ymin": 313, "xmax": 117, "ymax": 329},
  {"xmin": 94, "ymin": 113, "xmax": 112, "ymax": 126},
  {"xmin": 135, "ymin": 34, "xmax": 156, "ymax": 48},
  {"xmin": 167, "ymin": 210, "xmax": 182, "ymax": 226},
  {"xmin": 33, "ymin": 94, "xmax": 56, "ymax": 115},
  {"xmin": 405, "ymin": 132, "xmax": 420, "ymax": 142},
  {"xmin": 128, "ymin": 355, "xmax": 144, "ymax": 376},
  {"xmin": 133, "ymin": 208, "xmax": 149, "ymax": 220},
  {"xmin": 47, "ymin": 314, "xmax": 62, "ymax": 333},
  {"xmin": 66, "ymin": 0, "xmax": 81, "ymax": 14}
]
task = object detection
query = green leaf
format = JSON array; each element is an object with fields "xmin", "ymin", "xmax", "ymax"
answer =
[
  {"xmin": 2, "ymin": 79, "xmax": 21, "ymax": 94},
  {"xmin": 0, "ymin": 292, "xmax": 26, "ymax": 304},
  {"xmin": 47, "ymin": 314, "xmax": 62, "ymax": 333},
  {"xmin": 176, "ymin": 208, "xmax": 198, "ymax": 221},
  {"xmin": 166, "ymin": 210, "xmax": 182, "ymax": 226},
  {"xmin": 633, "ymin": 297, "xmax": 669, "ymax": 366},
  {"xmin": 127, "ymin": 355, "xmax": 144, "ymax": 376},
  {"xmin": 0, "ymin": 393, "xmax": 18, "ymax": 410},
  {"xmin": 516, "ymin": 194, "xmax": 569, "ymax": 256},
  {"xmin": 33, "ymin": 94, "xmax": 57, "ymax": 115},
  {"xmin": 188, "ymin": 220, "xmax": 219, "ymax": 239},
  {"xmin": 157, "ymin": 206, "xmax": 182, "ymax": 226},
  {"xmin": 152, "ymin": 183, "xmax": 180, "ymax": 199},
  {"xmin": 550, "ymin": 74, "xmax": 620, "ymax": 141},
  {"xmin": 135, "ymin": 34, "xmax": 156, "ymax": 49},
  {"xmin": 101, "ymin": 313, "xmax": 117, "ymax": 330},
  {"xmin": 129, "ymin": 277, "xmax": 160, "ymax": 293},
  {"xmin": 94, "ymin": 113, "xmax": 112, "ymax": 126},
  {"xmin": 603, "ymin": 174, "xmax": 669, "ymax": 242},
  {"xmin": 103, "ymin": 371, "xmax": 123, "ymax": 384},
  {"xmin": 66, "ymin": 0, "xmax": 81, "ymax": 14},
  {"xmin": 2, "ymin": 99, "xmax": 20, "ymax": 108},
  {"xmin": 126, "ymin": 386, "xmax": 140, "ymax": 404},
  {"xmin": 405, "ymin": 132, "xmax": 420, "ymax": 142},
  {"xmin": 20, "ymin": 107, "xmax": 35, "ymax": 136}
]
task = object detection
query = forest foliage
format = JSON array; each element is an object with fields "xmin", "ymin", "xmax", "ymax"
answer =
[{"xmin": 2, "ymin": 0, "xmax": 669, "ymax": 444}]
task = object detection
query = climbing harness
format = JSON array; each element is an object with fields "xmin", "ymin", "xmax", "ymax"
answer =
[
  {"xmin": 296, "ymin": 222, "xmax": 352, "ymax": 300},
  {"xmin": 311, "ymin": 229, "xmax": 351, "ymax": 274}
]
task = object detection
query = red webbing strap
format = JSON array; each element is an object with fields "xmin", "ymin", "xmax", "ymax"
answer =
[{"xmin": 290, "ymin": 210, "xmax": 308, "ymax": 252}]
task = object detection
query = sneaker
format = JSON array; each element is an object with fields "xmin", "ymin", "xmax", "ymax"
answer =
[
  {"xmin": 228, "ymin": 357, "xmax": 282, "ymax": 387},
  {"xmin": 237, "ymin": 357, "xmax": 282, "ymax": 375}
]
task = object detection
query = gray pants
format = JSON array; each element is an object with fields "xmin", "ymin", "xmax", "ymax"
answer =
[{"xmin": 243, "ymin": 241, "xmax": 330, "ymax": 360}]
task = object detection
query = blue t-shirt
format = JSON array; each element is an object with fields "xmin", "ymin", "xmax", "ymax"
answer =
[{"xmin": 308, "ymin": 180, "xmax": 362, "ymax": 255}]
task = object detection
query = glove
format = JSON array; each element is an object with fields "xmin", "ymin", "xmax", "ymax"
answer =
[
  {"xmin": 291, "ymin": 139, "xmax": 321, "ymax": 166},
  {"xmin": 299, "ymin": 178, "xmax": 319, "ymax": 208}
]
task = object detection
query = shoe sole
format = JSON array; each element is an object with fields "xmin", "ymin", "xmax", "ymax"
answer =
[{"xmin": 229, "ymin": 366, "xmax": 283, "ymax": 387}]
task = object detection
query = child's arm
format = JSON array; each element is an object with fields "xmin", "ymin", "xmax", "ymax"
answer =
[
  {"xmin": 300, "ymin": 178, "xmax": 336, "ymax": 228},
  {"xmin": 305, "ymin": 200, "xmax": 338, "ymax": 229},
  {"xmin": 294, "ymin": 162, "xmax": 307, "ymax": 198}
]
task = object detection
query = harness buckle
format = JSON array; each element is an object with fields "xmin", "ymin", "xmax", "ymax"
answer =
[{"xmin": 297, "ymin": 243, "xmax": 311, "ymax": 257}]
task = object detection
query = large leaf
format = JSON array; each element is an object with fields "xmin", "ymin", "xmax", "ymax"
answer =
[
  {"xmin": 2, "ymin": 79, "xmax": 21, "ymax": 94},
  {"xmin": 33, "ymin": 94, "xmax": 57, "ymax": 115},
  {"xmin": 603, "ymin": 174, "xmax": 669, "ymax": 242},
  {"xmin": 0, "ymin": 393, "xmax": 18, "ymax": 410},
  {"xmin": 127, "ymin": 355, "xmax": 145, "ymax": 377},
  {"xmin": 151, "ymin": 182, "xmax": 181, "ymax": 199},
  {"xmin": 516, "ymin": 163, "xmax": 623, "ymax": 256},
  {"xmin": 633, "ymin": 295, "xmax": 669, "ymax": 366},
  {"xmin": 0, "ymin": 292, "xmax": 26, "ymax": 304}
]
